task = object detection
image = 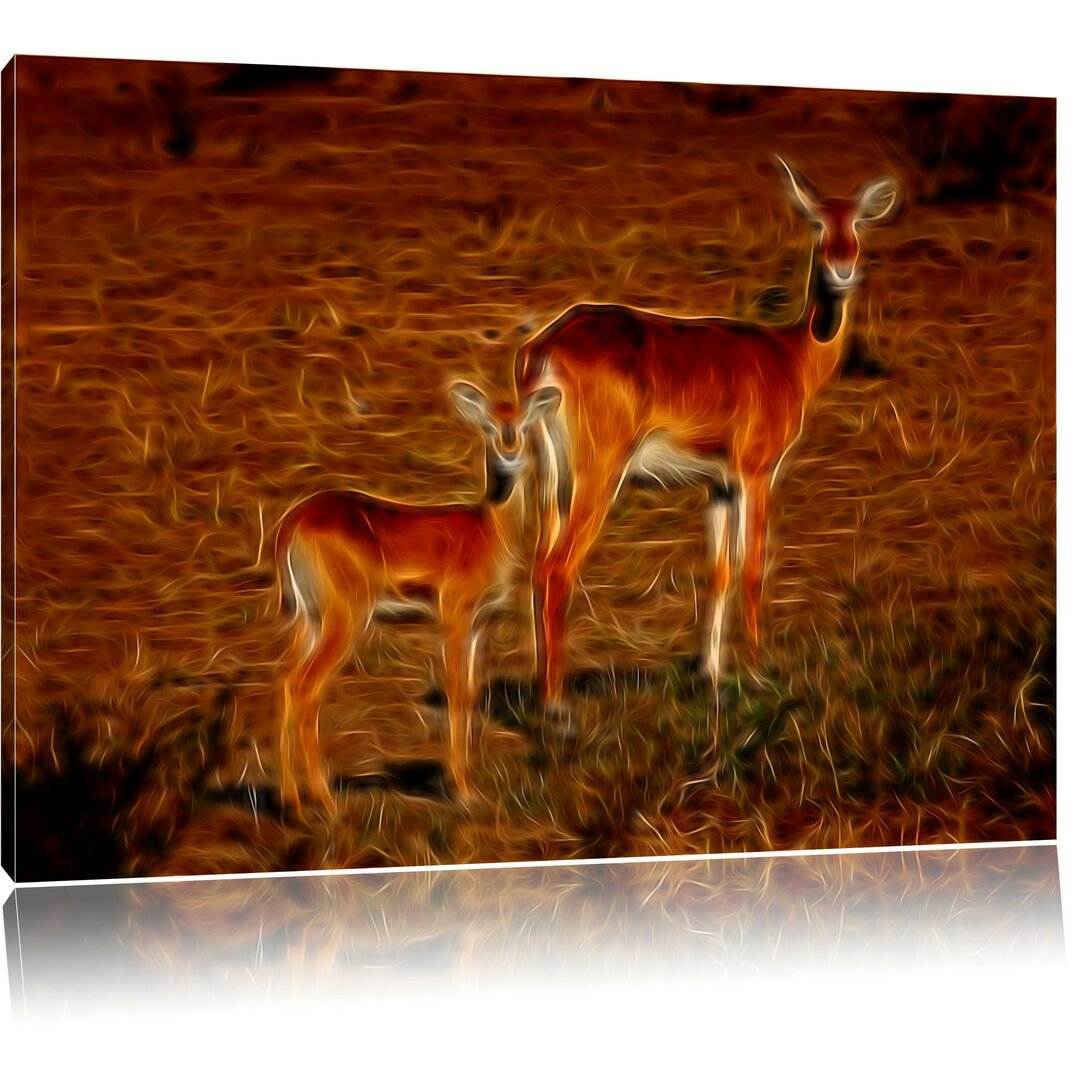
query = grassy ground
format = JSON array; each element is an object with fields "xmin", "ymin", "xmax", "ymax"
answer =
[{"xmin": 5, "ymin": 60, "xmax": 1054, "ymax": 879}]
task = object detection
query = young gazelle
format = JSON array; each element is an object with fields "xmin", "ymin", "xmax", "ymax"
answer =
[
  {"xmin": 275, "ymin": 382, "xmax": 562, "ymax": 815},
  {"xmin": 518, "ymin": 158, "xmax": 900, "ymax": 710}
]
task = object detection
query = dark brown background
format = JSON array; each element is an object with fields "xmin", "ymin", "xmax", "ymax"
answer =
[{"xmin": 3, "ymin": 57, "xmax": 1055, "ymax": 879}]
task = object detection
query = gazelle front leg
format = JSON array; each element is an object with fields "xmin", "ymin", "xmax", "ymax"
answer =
[
  {"xmin": 741, "ymin": 472, "xmax": 771, "ymax": 661},
  {"xmin": 701, "ymin": 482, "xmax": 740, "ymax": 686}
]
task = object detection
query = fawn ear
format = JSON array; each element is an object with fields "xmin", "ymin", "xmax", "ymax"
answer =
[
  {"xmin": 856, "ymin": 178, "xmax": 899, "ymax": 224},
  {"xmin": 450, "ymin": 382, "xmax": 495, "ymax": 432},
  {"xmin": 522, "ymin": 385, "xmax": 563, "ymax": 430},
  {"xmin": 776, "ymin": 156, "xmax": 822, "ymax": 221}
]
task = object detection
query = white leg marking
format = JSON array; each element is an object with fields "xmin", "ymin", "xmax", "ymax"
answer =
[
  {"xmin": 286, "ymin": 546, "xmax": 303, "ymax": 618},
  {"xmin": 466, "ymin": 627, "xmax": 481, "ymax": 695},
  {"xmin": 706, "ymin": 595, "xmax": 728, "ymax": 685},
  {"xmin": 705, "ymin": 500, "xmax": 731, "ymax": 684},
  {"xmin": 538, "ymin": 418, "xmax": 563, "ymax": 551},
  {"xmin": 286, "ymin": 545, "xmax": 320, "ymax": 655}
]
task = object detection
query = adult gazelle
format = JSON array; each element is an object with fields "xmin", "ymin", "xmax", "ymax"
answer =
[
  {"xmin": 275, "ymin": 382, "xmax": 562, "ymax": 815},
  {"xmin": 518, "ymin": 158, "xmax": 899, "ymax": 711}
]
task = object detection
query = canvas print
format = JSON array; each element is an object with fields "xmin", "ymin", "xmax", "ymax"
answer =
[{"xmin": 0, "ymin": 58, "xmax": 1055, "ymax": 881}]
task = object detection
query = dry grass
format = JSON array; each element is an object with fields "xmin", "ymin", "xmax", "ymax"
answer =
[{"xmin": 4, "ymin": 60, "xmax": 1054, "ymax": 879}]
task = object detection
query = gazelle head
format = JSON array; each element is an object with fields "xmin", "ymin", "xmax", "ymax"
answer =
[
  {"xmin": 777, "ymin": 156, "xmax": 899, "ymax": 294},
  {"xmin": 450, "ymin": 381, "xmax": 563, "ymax": 497}
]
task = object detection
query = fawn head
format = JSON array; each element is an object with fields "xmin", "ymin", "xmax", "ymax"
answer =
[{"xmin": 450, "ymin": 382, "xmax": 563, "ymax": 499}]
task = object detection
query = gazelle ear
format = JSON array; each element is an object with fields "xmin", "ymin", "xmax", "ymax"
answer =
[
  {"xmin": 776, "ymin": 155, "xmax": 822, "ymax": 221},
  {"xmin": 449, "ymin": 382, "xmax": 495, "ymax": 432},
  {"xmin": 856, "ymin": 178, "xmax": 899, "ymax": 224},
  {"xmin": 521, "ymin": 385, "xmax": 562, "ymax": 430}
]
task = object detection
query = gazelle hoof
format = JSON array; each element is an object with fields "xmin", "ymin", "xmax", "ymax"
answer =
[
  {"xmin": 675, "ymin": 656, "xmax": 724, "ymax": 697},
  {"xmin": 283, "ymin": 780, "xmax": 336, "ymax": 822}
]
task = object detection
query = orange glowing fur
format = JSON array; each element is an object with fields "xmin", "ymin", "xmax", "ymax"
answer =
[
  {"xmin": 275, "ymin": 383, "xmax": 562, "ymax": 814},
  {"xmin": 518, "ymin": 159, "xmax": 899, "ymax": 707}
]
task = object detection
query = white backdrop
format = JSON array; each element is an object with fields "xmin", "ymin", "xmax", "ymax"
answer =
[{"xmin": 1, "ymin": 3, "xmax": 1075, "ymax": 1075}]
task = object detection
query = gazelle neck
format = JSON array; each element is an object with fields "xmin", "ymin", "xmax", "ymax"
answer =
[
  {"xmin": 797, "ymin": 251, "xmax": 853, "ymax": 394},
  {"xmin": 482, "ymin": 454, "xmax": 529, "ymax": 565},
  {"xmin": 484, "ymin": 450, "xmax": 529, "ymax": 530}
]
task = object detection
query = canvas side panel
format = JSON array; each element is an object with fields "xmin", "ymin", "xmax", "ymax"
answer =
[
  {"xmin": 2, "ymin": 889, "xmax": 23, "ymax": 1013},
  {"xmin": 1049, "ymin": 96, "xmax": 1058, "ymax": 820},
  {"xmin": 1, "ymin": 57, "xmax": 15, "ymax": 882}
]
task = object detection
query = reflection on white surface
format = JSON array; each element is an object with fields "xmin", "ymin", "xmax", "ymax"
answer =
[{"xmin": 4, "ymin": 844, "xmax": 1063, "ymax": 1017}]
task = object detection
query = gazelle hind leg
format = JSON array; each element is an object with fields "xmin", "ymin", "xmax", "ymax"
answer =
[
  {"xmin": 536, "ymin": 474, "xmax": 618, "ymax": 711},
  {"xmin": 283, "ymin": 609, "xmax": 355, "ymax": 816},
  {"xmin": 279, "ymin": 629, "xmax": 308, "ymax": 815},
  {"xmin": 280, "ymin": 541, "xmax": 369, "ymax": 817},
  {"xmin": 534, "ymin": 375, "xmax": 638, "ymax": 710},
  {"xmin": 280, "ymin": 546, "xmax": 321, "ymax": 814},
  {"xmin": 529, "ymin": 412, "xmax": 572, "ymax": 678},
  {"xmin": 541, "ymin": 409, "xmax": 574, "ymax": 530}
]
